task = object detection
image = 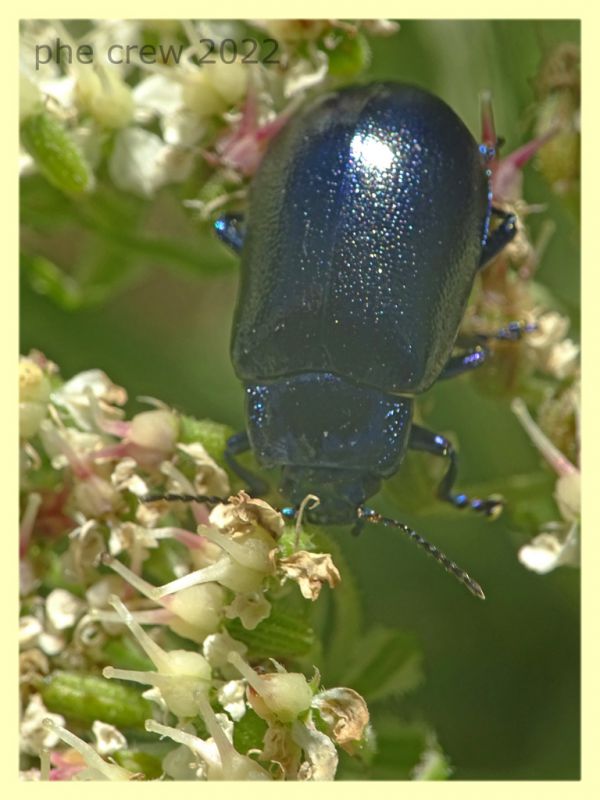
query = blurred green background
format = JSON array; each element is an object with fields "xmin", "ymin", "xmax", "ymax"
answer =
[{"xmin": 20, "ymin": 20, "xmax": 580, "ymax": 779}]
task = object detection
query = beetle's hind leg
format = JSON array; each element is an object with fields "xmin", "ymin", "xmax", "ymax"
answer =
[
  {"xmin": 409, "ymin": 424, "xmax": 503, "ymax": 518},
  {"xmin": 214, "ymin": 214, "xmax": 245, "ymax": 253},
  {"xmin": 225, "ymin": 431, "xmax": 269, "ymax": 497},
  {"xmin": 479, "ymin": 206, "xmax": 518, "ymax": 268}
]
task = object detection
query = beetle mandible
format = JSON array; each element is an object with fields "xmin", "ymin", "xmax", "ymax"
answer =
[{"xmin": 209, "ymin": 82, "xmax": 526, "ymax": 598}]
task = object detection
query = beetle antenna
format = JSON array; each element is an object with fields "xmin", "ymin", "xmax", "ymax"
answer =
[
  {"xmin": 140, "ymin": 493, "xmax": 225, "ymax": 506},
  {"xmin": 357, "ymin": 507, "xmax": 485, "ymax": 600}
]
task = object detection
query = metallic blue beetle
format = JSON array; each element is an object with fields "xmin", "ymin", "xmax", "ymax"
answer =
[{"xmin": 212, "ymin": 82, "xmax": 523, "ymax": 597}]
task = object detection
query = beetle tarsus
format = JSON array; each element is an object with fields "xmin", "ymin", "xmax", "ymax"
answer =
[
  {"xmin": 214, "ymin": 214, "xmax": 245, "ymax": 253},
  {"xmin": 479, "ymin": 207, "xmax": 518, "ymax": 268},
  {"xmin": 488, "ymin": 320, "xmax": 537, "ymax": 341}
]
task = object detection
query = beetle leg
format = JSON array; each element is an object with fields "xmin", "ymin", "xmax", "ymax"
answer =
[
  {"xmin": 408, "ymin": 424, "xmax": 504, "ymax": 518},
  {"xmin": 225, "ymin": 431, "xmax": 269, "ymax": 497},
  {"xmin": 441, "ymin": 320, "xmax": 536, "ymax": 380},
  {"xmin": 439, "ymin": 346, "xmax": 489, "ymax": 380},
  {"xmin": 479, "ymin": 207, "xmax": 518, "ymax": 268},
  {"xmin": 214, "ymin": 214, "xmax": 245, "ymax": 253}
]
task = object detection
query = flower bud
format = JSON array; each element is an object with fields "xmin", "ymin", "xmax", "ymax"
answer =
[
  {"xmin": 228, "ymin": 652, "xmax": 313, "ymax": 723},
  {"xmin": 74, "ymin": 66, "xmax": 134, "ymax": 129},
  {"xmin": 72, "ymin": 474, "xmax": 122, "ymax": 518},
  {"xmin": 145, "ymin": 691, "xmax": 271, "ymax": 780},
  {"xmin": 182, "ymin": 61, "xmax": 247, "ymax": 119},
  {"xmin": 129, "ymin": 409, "xmax": 178, "ymax": 456},
  {"xmin": 102, "ymin": 596, "xmax": 211, "ymax": 717},
  {"xmin": 101, "ymin": 555, "xmax": 226, "ymax": 643},
  {"xmin": 19, "ymin": 358, "xmax": 51, "ymax": 438}
]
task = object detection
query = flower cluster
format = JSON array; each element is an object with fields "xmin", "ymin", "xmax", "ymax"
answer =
[
  {"xmin": 512, "ymin": 385, "xmax": 580, "ymax": 574},
  {"xmin": 19, "ymin": 19, "xmax": 398, "ymax": 209},
  {"xmin": 458, "ymin": 42, "xmax": 580, "ymax": 576},
  {"xmin": 19, "ymin": 353, "xmax": 370, "ymax": 780}
]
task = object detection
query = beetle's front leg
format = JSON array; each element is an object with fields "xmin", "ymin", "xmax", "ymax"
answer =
[
  {"xmin": 225, "ymin": 431, "xmax": 269, "ymax": 497},
  {"xmin": 440, "ymin": 320, "xmax": 536, "ymax": 380},
  {"xmin": 408, "ymin": 424, "xmax": 503, "ymax": 518},
  {"xmin": 214, "ymin": 214, "xmax": 245, "ymax": 253}
]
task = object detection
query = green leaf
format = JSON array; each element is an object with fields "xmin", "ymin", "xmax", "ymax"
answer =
[
  {"xmin": 142, "ymin": 538, "xmax": 189, "ymax": 586},
  {"xmin": 310, "ymin": 528, "xmax": 364, "ymax": 683},
  {"xmin": 341, "ymin": 716, "xmax": 451, "ymax": 780},
  {"xmin": 41, "ymin": 670, "xmax": 152, "ymax": 729},
  {"xmin": 179, "ymin": 416, "xmax": 234, "ymax": 467},
  {"xmin": 232, "ymin": 708, "xmax": 269, "ymax": 755},
  {"xmin": 21, "ymin": 253, "xmax": 85, "ymax": 311},
  {"xmin": 339, "ymin": 627, "xmax": 423, "ymax": 703},
  {"xmin": 225, "ymin": 606, "xmax": 316, "ymax": 660}
]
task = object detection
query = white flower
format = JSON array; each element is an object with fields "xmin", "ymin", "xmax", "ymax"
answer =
[
  {"xmin": 228, "ymin": 651, "xmax": 314, "ymax": 724},
  {"xmin": 45, "ymin": 588, "xmax": 85, "ymax": 630},
  {"xmin": 518, "ymin": 522, "xmax": 579, "ymax": 574},
  {"xmin": 102, "ymin": 554, "xmax": 226, "ymax": 644},
  {"xmin": 51, "ymin": 368, "xmax": 127, "ymax": 432},
  {"xmin": 181, "ymin": 60, "xmax": 247, "ymax": 119},
  {"xmin": 108, "ymin": 127, "xmax": 166, "ymax": 196},
  {"xmin": 225, "ymin": 591, "xmax": 271, "ymax": 629},
  {"xmin": 177, "ymin": 441, "xmax": 230, "ymax": 497},
  {"xmin": 292, "ymin": 719, "xmax": 338, "ymax": 780},
  {"xmin": 19, "ymin": 615, "xmax": 43, "ymax": 649},
  {"xmin": 202, "ymin": 631, "xmax": 247, "ymax": 679},
  {"xmin": 526, "ymin": 311, "xmax": 579, "ymax": 379},
  {"xmin": 512, "ymin": 397, "xmax": 580, "ymax": 574},
  {"xmin": 73, "ymin": 64, "xmax": 134, "ymax": 129},
  {"xmin": 108, "ymin": 128, "xmax": 194, "ymax": 197},
  {"xmin": 20, "ymin": 694, "xmax": 65, "ymax": 756},
  {"xmin": 111, "ymin": 457, "xmax": 150, "ymax": 496},
  {"xmin": 133, "ymin": 74, "xmax": 184, "ymax": 121},
  {"xmin": 102, "ymin": 596, "xmax": 212, "ymax": 718},
  {"xmin": 217, "ymin": 680, "xmax": 247, "ymax": 721},
  {"xmin": 92, "ymin": 721, "xmax": 127, "ymax": 756},
  {"xmin": 145, "ymin": 691, "xmax": 271, "ymax": 780},
  {"xmin": 283, "ymin": 47, "xmax": 329, "ymax": 98},
  {"xmin": 19, "ymin": 357, "xmax": 51, "ymax": 438}
]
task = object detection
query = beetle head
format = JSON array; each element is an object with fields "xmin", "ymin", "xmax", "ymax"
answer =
[{"xmin": 280, "ymin": 467, "xmax": 380, "ymax": 524}]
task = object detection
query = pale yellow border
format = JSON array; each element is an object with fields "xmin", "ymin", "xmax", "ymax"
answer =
[{"xmin": 8, "ymin": 2, "xmax": 596, "ymax": 796}]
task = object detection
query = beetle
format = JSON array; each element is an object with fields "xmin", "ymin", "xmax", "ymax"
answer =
[{"xmin": 168, "ymin": 82, "xmax": 528, "ymax": 598}]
